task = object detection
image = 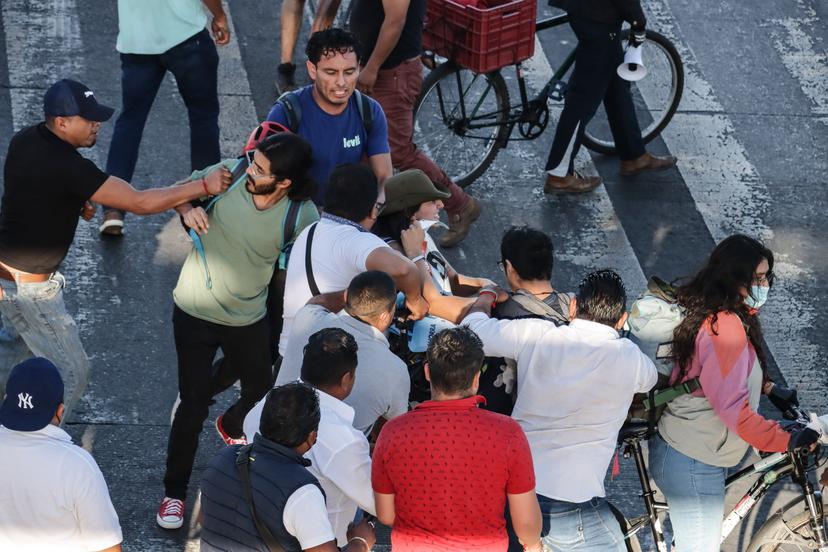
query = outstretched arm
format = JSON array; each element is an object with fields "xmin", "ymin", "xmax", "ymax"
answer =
[{"xmin": 90, "ymin": 166, "xmax": 231, "ymax": 215}]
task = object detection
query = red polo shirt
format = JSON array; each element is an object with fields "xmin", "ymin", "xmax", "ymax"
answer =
[{"xmin": 371, "ymin": 395, "xmax": 535, "ymax": 551}]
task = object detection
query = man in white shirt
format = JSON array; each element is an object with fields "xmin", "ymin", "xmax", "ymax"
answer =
[
  {"xmin": 200, "ymin": 381, "xmax": 375, "ymax": 551},
  {"xmin": 464, "ymin": 269, "xmax": 657, "ymax": 551},
  {"xmin": 0, "ymin": 358, "xmax": 123, "ymax": 552},
  {"xmin": 278, "ymin": 164, "xmax": 428, "ymax": 359},
  {"xmin": 276, "ymin": 270, "xmax": 409, "ymax": 434},
  {"xmin": 246, "ymin": 328, "xmax": 376, "ymax": 546}
]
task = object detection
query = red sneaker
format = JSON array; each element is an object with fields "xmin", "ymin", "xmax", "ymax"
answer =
[
  {"xmin": 156, "ymin": 497, "xmax": 184, "ymax": 530},
  {"xmin": 215, "ymin": 415, "xmax": 247, "ymax": 446}
]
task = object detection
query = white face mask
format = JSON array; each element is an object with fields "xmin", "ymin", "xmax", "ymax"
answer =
[
  {"xmin": 744, "ymin": 285, "xmax": 769, "ymax": 309},
  {"xmin": 419, "ymin": 219, "xmax": 448, "ymax": 232}
]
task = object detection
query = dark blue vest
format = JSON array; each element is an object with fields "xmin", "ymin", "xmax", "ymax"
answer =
[{"xmin": 200, "ymin": 435, "xmax": 324, "ymax": 552}]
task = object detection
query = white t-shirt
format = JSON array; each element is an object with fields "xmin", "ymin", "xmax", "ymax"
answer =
[
  {"xmin": 0, "ymin": 425, "xmax": 123, "ymax": 551},
  {"xmin": 279, "ymin": 218, "xmax": 389, "ymax": 356},
  {"xmin": 276, "ymin": 304, "xmax": 410, "ymax": 433},
  {"xmin": 245, "ymin": 390, "xmax": 376, "ymax": 546},
  {"xmin": 464, "ymin": 314, "xmax": 658, "ymax": 503},
  {"xmin": 424, "ymin": 232, "xmax": 452, "ymax": 294},
  {"xmin": 283, "ymin": 484, "xmax": 336, "ymax": 548}
]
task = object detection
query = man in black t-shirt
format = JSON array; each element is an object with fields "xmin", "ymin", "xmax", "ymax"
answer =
[
  {"xmin": 350, "ymin": 0, "xmax": 482, "ymax": 249},
  {"xmin": 0, "ymin": 79, "xmax": 231, "ymax": 420}
]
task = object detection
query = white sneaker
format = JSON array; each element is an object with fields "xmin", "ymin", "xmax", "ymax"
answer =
[{"xmin": 156, "ymin": 497, "xmax": 185, "ymax": 530}]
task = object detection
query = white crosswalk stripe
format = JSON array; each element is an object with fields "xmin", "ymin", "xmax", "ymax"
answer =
[{"xmin": 643, "ymin": 0, "xmax": 826, "ymax": 409}]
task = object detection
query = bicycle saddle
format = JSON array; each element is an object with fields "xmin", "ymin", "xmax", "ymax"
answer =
[{"xmin": 617, "ymin": 421, "xmax": 652, "ymax": 443}]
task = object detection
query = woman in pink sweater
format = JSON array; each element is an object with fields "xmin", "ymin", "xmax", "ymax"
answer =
[{"xmin": 648, "ymin": 234, "xmax": 819, "ymax": 551}]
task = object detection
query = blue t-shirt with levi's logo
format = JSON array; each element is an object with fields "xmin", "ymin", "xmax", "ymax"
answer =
[{"xmin": 266, "ymin": 85, "xmax": 390, "ymax": 205}]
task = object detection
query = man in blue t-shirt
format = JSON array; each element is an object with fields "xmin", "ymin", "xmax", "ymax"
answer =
[{"xmin": 267, "ymin": 29, "xmax": 391, "ymax": 206}]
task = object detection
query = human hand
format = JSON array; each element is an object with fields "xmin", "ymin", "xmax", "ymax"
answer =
[
  {"xmin": 487, "ymin": 285, "xmax": 510, "ymax": 303},
  {"xmin": 406, "ymin": 294, "xmax": 429, "ymax": 320},
  {"xmin": 357, "ymin": 65, "xmax": 379, "ymax": 95},
  {"xmin": 788, "ymin": 427, "xmax": 820, "ymax": 453},
  {"xmin": 521, "ymin": 540, "xmax": 545, "ymax": 552},
  {"xmin": 183, "ymin": 207, "xmax": 210, "ymax": 235},
  {"xmin": 80, "ymin": 201, "xmax": 95, "ymax": 221},
  {"xmin": 401, "ymin": 223, "xmax": 426, "ymax": 258},
  {"xmin": 346, "ymin": 518, "xmax": 376, "ymax": 550},
  {"xmin": 629, "ymin": 29, "xmax": 646, "ymax": 48},
  {"xmin": 211, "ymin": 14, "xmax": 231, "ymax": 45},
  {"xmin": 768, "ymin": 384, "xmax": 800, "ymax": 419},
  {"xmin": 204, "ymin": 166, "xmax": 232, "ymax": 195}
]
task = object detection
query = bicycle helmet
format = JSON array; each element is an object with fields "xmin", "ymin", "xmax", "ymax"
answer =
[{"xmin": 242, "ymin": 121, "xmax": 290, "ymax": 154}]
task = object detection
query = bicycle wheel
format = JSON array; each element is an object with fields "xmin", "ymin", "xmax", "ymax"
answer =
[
  {"xmin": 581, "ymin": 29, "xmax": 684, "ymax": 156},
  {"xmin": 413, "ymin": 61, "xmax": 510, "ymax": 188},
  {"xmin": 747, "ymin": 500, "xmax": 828, "ymax": 551}
]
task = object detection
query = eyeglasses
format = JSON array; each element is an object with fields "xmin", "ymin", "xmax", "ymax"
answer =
[
  {"xmin": 374, "ymin": 201, "xmax": 386, "ymax": 215},
  {"xmin": 753, "ymin": 270, "xmax": 774, "ymax": 286},
  {"xmin": 245, "ymin": 149, "xmax": 275, "ymax": 180}
]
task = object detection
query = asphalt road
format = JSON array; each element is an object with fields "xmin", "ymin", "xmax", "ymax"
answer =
[{"xmin": 0, "ymin": 0, "xmax": 826, "ymax": 550}]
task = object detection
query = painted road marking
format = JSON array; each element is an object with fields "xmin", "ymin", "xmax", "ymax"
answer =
[{"xmin": 643, "ymin": 0, "xmax": 825, "ymax": 406}]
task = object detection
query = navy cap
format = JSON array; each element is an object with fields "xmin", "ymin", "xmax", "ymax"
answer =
[
  {"xmin": 0, "ymin": 358, "xmax": 64, "ymax": 432},
  {"xmin": 43, "ymin": 79, "xmax": 115, "ymax": 122}
]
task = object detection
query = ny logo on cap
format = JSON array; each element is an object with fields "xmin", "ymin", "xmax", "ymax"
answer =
[
  {"xmin": 84, "ymin": 90, "xmax": 94, "ymax": 98},
  {"xmin": 17, "ymin": 393, "xmax": 33, "ymax": 409}
]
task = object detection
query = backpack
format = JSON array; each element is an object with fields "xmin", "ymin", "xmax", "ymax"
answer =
[
  {"xmin": 189, "ymin": 157, "xmax": 306, "ymax": 289},
  {"xmin": 275, "ymin": 89, "xmax": 374, "ymax": 135},
  {"xmin": 508, "ymin": 289, "xmax": 573, "ymax": 326},
  {"xmin": 628, "ymin": 276, "xmax": 700, "ymax": 425}
]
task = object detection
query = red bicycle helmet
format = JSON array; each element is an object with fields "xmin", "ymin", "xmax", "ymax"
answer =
[{"xmin": 242, "ymin": 121, "xmax": 290, "ymax": 154}]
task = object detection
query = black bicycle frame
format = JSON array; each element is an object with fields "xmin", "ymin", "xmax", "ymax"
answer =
[{"xmin": 436, "ymin": 14, "xmax": 579, "ymax": 139}]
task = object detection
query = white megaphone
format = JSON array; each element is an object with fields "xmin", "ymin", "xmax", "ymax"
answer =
[{"xmin": 617, "ymin": 44, "xmax": 647, "ymax": 81}]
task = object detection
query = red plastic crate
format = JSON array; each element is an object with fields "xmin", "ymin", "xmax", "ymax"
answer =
[{"xmin": 423, "ymin": 0, "xmax": 537, "ymax": 74}]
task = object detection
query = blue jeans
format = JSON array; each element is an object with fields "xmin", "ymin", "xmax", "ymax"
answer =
[
  {"xmin": 649, "ymin": 434, "xmax": 727, "ymax": 552},
  {"xmin": 0, "ymin": 274, "xmax": 90, "ymax": 423},
  {"xmin": 105, "ymin": 28, "xmax": 220, "ymax": 215},
  {"xmin": 538, "ymin": 495, "xmax": 626, "ymax": 552}
]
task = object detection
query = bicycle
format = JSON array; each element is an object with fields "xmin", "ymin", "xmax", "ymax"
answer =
[
  {"xmin": 413, "ymin": 12, "xmax": 684, "ymax": 188},
  {"xmin": 613, "ymin": 405, "xmax": 828, "ymax": 551}
]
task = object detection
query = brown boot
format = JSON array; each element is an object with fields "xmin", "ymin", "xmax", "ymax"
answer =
[
  {"xmin": 99, "ymin": 209, "xmax": 124, "ymax": 237},
  {"xmin": 438, "ymin": 196, "xmax": 481, "ymax": 248},
  {"xmin": 544, "ymin": 171, "xmax": 601, "ymax": 194},
  {"xmin": 619, "ymin": 152, "xmax": 677, "ymax": 176}
]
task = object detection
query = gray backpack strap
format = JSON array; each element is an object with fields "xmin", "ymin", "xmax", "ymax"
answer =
[
  {"xmin": 276, "ymin": 91, "xmax": 303, "ymax": 133},
  {"xmin": 511, "ymin": 290, "xmax": 570, "ymax": 326}
]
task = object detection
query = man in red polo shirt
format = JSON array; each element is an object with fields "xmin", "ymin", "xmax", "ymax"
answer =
[{"xmin": 371, "ymin": 326, "xmax": 543, "ymax": 551}]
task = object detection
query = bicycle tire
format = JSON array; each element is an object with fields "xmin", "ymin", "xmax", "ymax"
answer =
[
  {"xmin": 413, "ymin": 61, "xmax": 510, "ymax": 188},
  {"xmin": 746, "ymin": 497, "xmax": 828, "ymax": 551},
  {"xmin": 581, "ymin": 29, "xmax": 684, "ymax": 156}
]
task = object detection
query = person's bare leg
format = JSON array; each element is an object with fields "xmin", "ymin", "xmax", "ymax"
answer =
[
  {"xmin": 310, "ymin": 0, "xmax": 342, "ymax": 32},
  {"xmin": 280, "ymin": 0, "xmax": 305, "ymax": 65}
]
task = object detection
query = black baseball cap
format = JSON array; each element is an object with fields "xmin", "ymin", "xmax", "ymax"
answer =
[
  {"xmin": 43, "ymin": 79, "xmax": 115, "ymax": 122},
  {"xmin": 0, "ymin": 357, "xmax": 64, "ymax": 431}
]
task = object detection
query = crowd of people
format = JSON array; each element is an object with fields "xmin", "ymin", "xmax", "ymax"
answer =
[{"xmin": 0, "ymin": 1, "xmax": 821, "ymax": 552}]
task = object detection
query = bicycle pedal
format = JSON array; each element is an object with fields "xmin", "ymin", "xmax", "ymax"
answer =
[{"xmin": 547, "ymin": 80, "xmax": 567, "ymax": 102}]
